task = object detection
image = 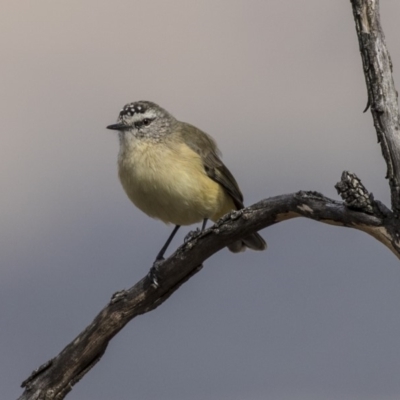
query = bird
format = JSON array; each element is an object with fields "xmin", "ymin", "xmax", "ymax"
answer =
[{"xmin": 107, "ymin": 101, "xmax": 266, "ymax": 267}]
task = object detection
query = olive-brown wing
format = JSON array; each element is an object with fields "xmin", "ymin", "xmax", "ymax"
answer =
[{"xmin": 177, "ymin": 122, "xmax": 244, "ymax": 209}]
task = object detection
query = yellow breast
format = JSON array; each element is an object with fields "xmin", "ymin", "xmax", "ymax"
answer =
[{"xmin": 118, "ymin": 139, "xmax": 235, "ymax": 225}]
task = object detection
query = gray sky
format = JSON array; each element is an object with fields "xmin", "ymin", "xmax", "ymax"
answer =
[{"xmin": 2, "ymin": 1, "xmax": 400, "ymax": 399}]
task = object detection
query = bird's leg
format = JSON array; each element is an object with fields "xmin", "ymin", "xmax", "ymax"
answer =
[
  {"xmin": 155, "ymin": 225, "xmax": 181, "ymax": 261},
  {"xmin": 184, "ymin": 218, "xmax": 208, "ymax": 243},
  {"xmin": 149, "ymin": 225, "xmax": 181, "ymax": 287}
]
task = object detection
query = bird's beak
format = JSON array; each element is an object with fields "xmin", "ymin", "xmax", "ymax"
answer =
[{"xmin": 106, "ymin": 123, "xmax": 130, "ymax": 131}]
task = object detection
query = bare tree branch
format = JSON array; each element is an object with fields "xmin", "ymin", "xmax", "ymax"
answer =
[
  {"xmin": 18, "ymin": 187, "xmax": 400, "ymax": 400},
  {"xmin": 17, "ymin": 1, "xmax": 400, "ymax": 399},
  {"xmin": 351, "ymin": 0, "xmax": 400, "ymax": 215}
]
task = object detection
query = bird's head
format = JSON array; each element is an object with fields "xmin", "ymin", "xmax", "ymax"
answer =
[{"xmin": 107, "ymin": 101, "xmax": 176, "ymax": 142}]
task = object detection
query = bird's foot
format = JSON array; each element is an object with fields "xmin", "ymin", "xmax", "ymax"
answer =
[
  {"xmin": 148, "ymin": 258, "xmax": 164, "ymax": 288},
  {"xmin": 184, "ymin": 228, "xmax": 201, "ymax": 243}
]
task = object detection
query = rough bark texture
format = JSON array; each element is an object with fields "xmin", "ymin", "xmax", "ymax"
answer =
[
  {"xmin": 17, "ymin": 1, "xmax": 400, "ymax": 399},
  {"xmin": 17, "ymin": 189, "xmax": 400, "ymax": 400},
  {"xmin": 351, "ymin": 0, "xmax": 400, "ymax": 216}
]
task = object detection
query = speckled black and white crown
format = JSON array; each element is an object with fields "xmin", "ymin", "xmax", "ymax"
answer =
[
  {"xmin": 119, "ymin": 101, "xmax": 150, "ymax": 118},
  {"xmin": 110, "ymin": 101, "xmax": 174, "ymax": 136},
  {"xmin": 119, "ymin": 100, "xmax": 161, "ymax": 119}
]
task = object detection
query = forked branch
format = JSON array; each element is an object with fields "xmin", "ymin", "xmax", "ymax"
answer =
[
  {"xmin": 351, "ymin": 0, "xmax": 400, "ymax": 215},
  {"xmin": 17, "ymin": 1, "xmax": 400, "ymax": 399},
  {"xmin": 18, "ymin": 184, "xmax": 400, "ymax": 400}
]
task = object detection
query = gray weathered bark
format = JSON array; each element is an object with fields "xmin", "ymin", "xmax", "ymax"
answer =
[
  {"xmin": 17, "ymin": 1, "xmax": 400, "ymax": 399},
  {"xmin": 351, "ymin": 0, "xmax": 400, "ymax": 215}
]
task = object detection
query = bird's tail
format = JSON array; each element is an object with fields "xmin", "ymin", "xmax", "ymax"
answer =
[{"xmin": 228, "ymin": 232, "xmax": 267, "ymax": 253}]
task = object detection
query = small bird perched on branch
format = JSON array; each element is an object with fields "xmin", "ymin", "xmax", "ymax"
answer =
[{"xmin": 107, "ymin": 101, "xmax": 266, "ymax": 267}]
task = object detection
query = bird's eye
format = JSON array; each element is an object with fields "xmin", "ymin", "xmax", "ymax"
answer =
[{"xmin": 143, "ymin": 118, "xmax": 151, "ymax": 126}]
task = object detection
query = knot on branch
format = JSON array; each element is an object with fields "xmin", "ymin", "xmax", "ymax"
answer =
[
  {"xmin": 335, "ymin": 171, "xmax": 374, "ymax": 214},
  {"xmin": 110, "ymin": 290, "xmax": 129, "ymax": 304}
]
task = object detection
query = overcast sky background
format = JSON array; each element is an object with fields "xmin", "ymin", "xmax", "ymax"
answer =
[{"xmin": 2, "ymin": 1, "xmax": 400, "ymax": 399}]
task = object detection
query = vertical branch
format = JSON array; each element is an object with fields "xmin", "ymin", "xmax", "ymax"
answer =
[{"xmin": 350, "ymin": 0, "xmax": 400, "ymax": 216}]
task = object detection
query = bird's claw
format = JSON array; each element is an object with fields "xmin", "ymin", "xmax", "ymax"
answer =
[
  {"xmin": 184, "ymin": 228, "xmax": 201, "ymax": 243},
  {"xmin": 149, "ymin": 258, "xmax": 164, "ymax": 288}
]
